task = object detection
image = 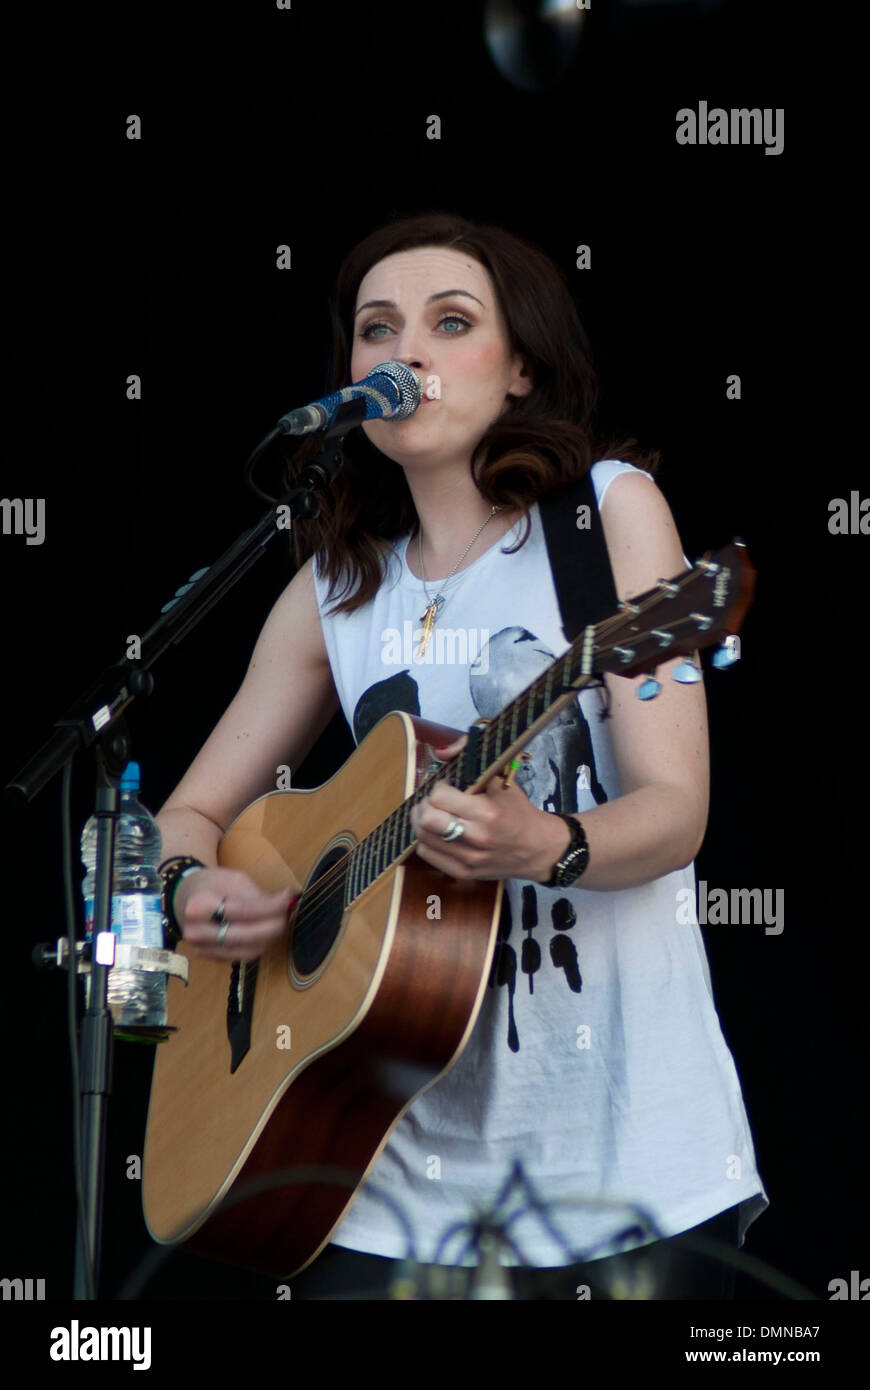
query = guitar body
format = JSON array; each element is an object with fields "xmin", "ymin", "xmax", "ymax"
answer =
[{"xmin": 142, "ymin": 710, "xmax": 503, "ymax": 1277}]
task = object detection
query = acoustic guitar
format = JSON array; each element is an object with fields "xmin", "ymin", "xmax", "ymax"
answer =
[{"xmin": 142, "ymin": 541, "xmax": 755, "ymax": 1276}]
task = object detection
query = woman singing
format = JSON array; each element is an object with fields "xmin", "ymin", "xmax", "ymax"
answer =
[{"xmin": 155, "ymin": 212, "xmax": 768, "ymax": 1300}]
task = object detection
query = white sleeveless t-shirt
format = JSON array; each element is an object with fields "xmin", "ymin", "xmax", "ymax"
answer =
[{"xmin": 310, "ymin": 459, "xmax": 769, "ymax": 1267}]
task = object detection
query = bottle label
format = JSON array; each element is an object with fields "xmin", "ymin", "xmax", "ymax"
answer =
[{"xmin": 83, "ymin": 895, "xmax": 163, "ymax": 948}]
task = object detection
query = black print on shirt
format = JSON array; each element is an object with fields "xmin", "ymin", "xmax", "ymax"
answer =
[
  {"xmin": 351, "ymin": 627, "xmax": 605, "ymax": 1050},
  {"xmin": 353, "ymin": 670, "xmax": 420, "ymax": 744},
  {"xmin": 469, "ymin": 628, "xmax": 607, "ymax": 811},
  {"xmin": 489, "ymin": 885, "xmax": 583, "ymax": 1052}
]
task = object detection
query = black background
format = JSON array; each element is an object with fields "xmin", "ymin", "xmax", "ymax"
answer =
[{"xmin": 1, "ymin": 0, "xmax": 865, "ymax": 1311}]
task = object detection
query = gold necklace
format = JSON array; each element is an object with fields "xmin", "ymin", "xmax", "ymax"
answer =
[{"xmin": 416, "ymin": 505, "xmax": 502, "ymax": 658}]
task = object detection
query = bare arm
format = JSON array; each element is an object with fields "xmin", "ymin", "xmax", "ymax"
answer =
[
  {"xmin": 533, "ymin": 470, "xmax": 709, "ymax": 888},
  {"xmin": 158, "ymin": 554, "xmax": 340, "ymax": 958}
]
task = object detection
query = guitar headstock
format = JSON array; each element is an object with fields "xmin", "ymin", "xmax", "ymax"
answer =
[{"xmin": 594, "ymin": 540, "xmax": 756, "ymax": 677}]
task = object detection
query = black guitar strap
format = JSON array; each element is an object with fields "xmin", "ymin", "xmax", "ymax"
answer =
[
  {"xmin": 537, "ymin": 467, "xmax": 619, "ymax": 641},
  {"xmin": 462, "ymin": 468, "xmax": 619, "ymax": 786}
]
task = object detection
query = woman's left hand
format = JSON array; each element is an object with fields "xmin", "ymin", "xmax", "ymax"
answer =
[{"xmin": 410, "ymin": 736, "xmax": 566, "ymax": 884}]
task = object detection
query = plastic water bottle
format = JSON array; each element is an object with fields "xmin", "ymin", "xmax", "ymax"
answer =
[{"xmin": 81, "ymin": 760, "xmax": 166, "ymax": 1031}]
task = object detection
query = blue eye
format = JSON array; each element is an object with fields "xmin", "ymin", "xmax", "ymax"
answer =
[{"xmin": 359, "ymin": 312, "xmax": 473, "ymax": 341}]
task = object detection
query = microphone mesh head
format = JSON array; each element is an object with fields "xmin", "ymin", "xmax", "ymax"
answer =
[{"xmin": 370, "ymin": 361, "xmax": 423, "ymax": 419}]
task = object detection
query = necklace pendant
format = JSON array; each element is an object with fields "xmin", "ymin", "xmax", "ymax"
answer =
[{"xmin": 416, "ymin": 595, "xmax": 444, "ymax": 658}]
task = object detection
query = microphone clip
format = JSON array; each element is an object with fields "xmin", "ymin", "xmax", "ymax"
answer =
[{"xmin": 295, "ymin": 398, "xmax": 366, "ymax": 499}]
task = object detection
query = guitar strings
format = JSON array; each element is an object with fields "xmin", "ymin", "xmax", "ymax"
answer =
[{"xmin": 288, "ymin": 756, "xmax": 461, "ymax": 953}]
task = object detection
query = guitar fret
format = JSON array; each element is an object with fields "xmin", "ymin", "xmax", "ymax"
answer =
[
  {"xmin": 500, "ymin": 713, "xmax": 511, "ymax": 760},
  {"xmin": 491, "ymin": 717, "xmax": 504, "ymax": 763},
  {"xmin": 532, "ymin": 676, "xmax": 545, "ymax": 721}
]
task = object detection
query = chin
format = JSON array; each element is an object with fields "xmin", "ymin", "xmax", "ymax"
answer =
[{"xmin": 365, "ymin": 419, "xmax": 447, "ymax": 462}]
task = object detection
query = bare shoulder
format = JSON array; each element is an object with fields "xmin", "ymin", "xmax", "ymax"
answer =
[
  {"xmin": 597, "ymin": 469, "xmax": 689, "ymax": 601},
  {"xmin": 253, "ymin": 552, "xmax": 330, "ymax": 671},
  {"xmin": 594, "ymin": 470, "xmax": 709, "ymax": 808}
]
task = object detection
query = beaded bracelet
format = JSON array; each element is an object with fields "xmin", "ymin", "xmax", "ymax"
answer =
[{"xmin": 159, "ymin": 856, "xmax": 206, "ymax": 942}]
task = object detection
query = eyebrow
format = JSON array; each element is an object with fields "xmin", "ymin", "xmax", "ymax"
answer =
[{"xmin": 354, "ymin": 289, "xmax": 485, "ymax": 317}]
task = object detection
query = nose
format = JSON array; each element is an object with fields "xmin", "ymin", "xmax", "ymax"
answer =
[{"xmin": 392, "ymin": 324, "xmax": 431, "ymax": 373}]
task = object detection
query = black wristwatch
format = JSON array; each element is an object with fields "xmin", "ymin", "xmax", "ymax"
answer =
[{"xmin": 544, "ymin": 813, "xmax": 590, "ymax": 888}]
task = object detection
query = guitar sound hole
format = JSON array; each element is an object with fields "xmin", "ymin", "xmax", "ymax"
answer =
[{"xmin": 290, "ymin": 846, "xmax": 350, "ymax": 976}]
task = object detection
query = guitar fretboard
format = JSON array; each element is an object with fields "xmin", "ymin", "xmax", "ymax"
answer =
[{"xmin": 342, "ymin": 628, "xmax": 598, "ymax": 905}]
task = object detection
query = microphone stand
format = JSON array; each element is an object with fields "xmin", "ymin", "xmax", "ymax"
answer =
[{"xmin": 7, "ymin": 397, "xmax": 365, "ymax": 1298}]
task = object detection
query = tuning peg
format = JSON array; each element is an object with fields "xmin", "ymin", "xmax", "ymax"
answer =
[
  {"xmin": 672, "ymin": 660, "xmax": 702, "ymax": 683},
  {"xmin": 712, "ymin": 636, "xmax": 741, "ymax": 669},
  {"xmin": 636, "ymin": 677, "xmax": 661, "ymax": 700}
]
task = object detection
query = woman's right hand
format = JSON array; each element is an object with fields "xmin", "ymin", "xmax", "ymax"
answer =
[{"xmin": 174, "ymin": 867, "xmax": 299, "ymax": 962}]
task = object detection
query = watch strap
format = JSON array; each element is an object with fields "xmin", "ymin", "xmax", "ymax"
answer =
[{"xmin": 544, "ymin": 813, "xmax": 590, "ymax": 887}]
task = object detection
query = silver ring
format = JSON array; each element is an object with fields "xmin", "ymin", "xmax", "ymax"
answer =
[
  {"xmin": 441, "ymin": 816, "xmax": 466, "ymax": 842},
  {"xmin": 212, "ymin": 898, "xmax": 229, "ymax": 945}
]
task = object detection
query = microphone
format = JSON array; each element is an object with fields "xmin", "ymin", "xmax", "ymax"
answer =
[{"xmin": 277, "ymin": 361, "xmax": 422, "ymax": 437}]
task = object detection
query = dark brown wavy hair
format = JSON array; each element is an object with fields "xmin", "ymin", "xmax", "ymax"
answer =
[{"xmin": 287, "ymin": 212, "xmax": 660, "ymax": 616}]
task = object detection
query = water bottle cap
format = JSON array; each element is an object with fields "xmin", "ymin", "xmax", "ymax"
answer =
[{"xmin": 120, "ymin": 761, "xmax": 141, "ymax": 791}]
